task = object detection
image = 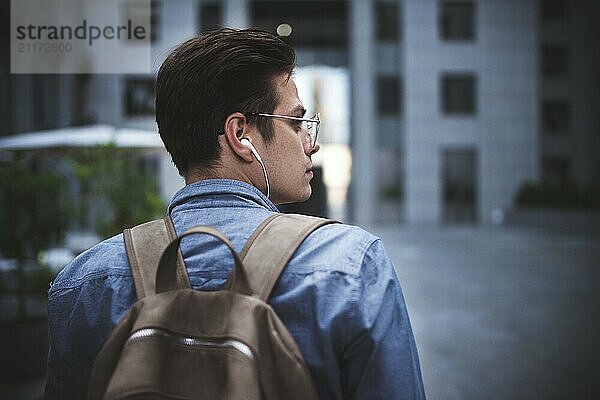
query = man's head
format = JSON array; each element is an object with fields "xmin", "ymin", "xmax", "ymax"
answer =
[{"xmin": 156, "ymin": 28, "xmax": 320, "ymax": 204}]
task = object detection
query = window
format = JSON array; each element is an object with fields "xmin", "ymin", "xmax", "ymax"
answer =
[
  {"xmin": 442, "ymin": 147, "xmax": 478, "ymax": 223},
  {"xmin": 0, "ymin": 71, "xmax": 9, "ymax": 135},
  {"xmin": 124, "ymin": 78, "xmax": 155, "ymax": 116},
  {"xmin": 542, "ymin": 100, "xmax": 570, "ymax": 134},
  {"xmin": 441, "ymin": 73, "xmax": 476, "ymax": 115},
  {"xmin": 33, "ymin": 75, "xmax": 46, "ymax": 127},
  {"xmin": 199, "ymin": 2, "xmax": 222, "ymax": 33},
  {"xmin": 541, "ymin": 0, "xmax": 568, "ymax": 20},
  {"xmin": 150, "ymin": 1, "xmax": 159, "ymax": 43},
  {"xmin": 542, "ymin": 155, "xmax": 571, "ymax": 183},
  {"xmin": 376, "ymin": 1, "xmax": 399, "ymax": 42},
  {"xmin": 439, "ymin": 1, "xmax": 475, "ymax": 41},
  {"xmin": 251, "ymin": 1, "xmax": 347, "ymax": 48},
  {"xmin": 542, "ymin": 44, "xmax": 569, "ymax": 77},
  {"xmin": 72, "ymin": 75, "xmax": 92, "ymax": 125},
  {"xmin": 377, "ymin": 76, "xmax": 402, "ymax": 116},
  {"xmin": 123, "ymin": 0, "xmax": 158, "ymax": 43}
]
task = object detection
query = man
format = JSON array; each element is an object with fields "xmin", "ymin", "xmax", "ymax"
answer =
[{"xmin": 45, "ymin": 29, "xmax": 425, "ymax": 399}]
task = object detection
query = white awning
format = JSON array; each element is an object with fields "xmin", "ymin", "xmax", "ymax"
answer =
[{"xmin": 0, "ymin": 125, "xmax": 164, "ymax": 150}]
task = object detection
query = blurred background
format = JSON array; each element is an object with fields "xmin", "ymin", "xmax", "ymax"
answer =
[{"xmin": 0, "ymin": 0, "xmax": 598, "ymax": 399}]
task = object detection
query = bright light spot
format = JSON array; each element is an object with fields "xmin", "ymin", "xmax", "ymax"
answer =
[
  {"xmin": 318, "ymin": 143, "xmax": 352, "ymax": 217},
  {"xmin": 491, "ymin": 208, "xmax": 505, "ymax": 224},
  {"xmin": 276, "ymin": 23, "xmax": 293, "ymax": 37}
]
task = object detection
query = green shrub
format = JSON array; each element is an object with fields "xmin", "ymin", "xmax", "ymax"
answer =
[
  {"xmin": 381, "ymin": 184, "xmax": 403, "ymax": 201},
  {"xmin": 0, "ymin": 154, "xmax": 70, "ymax": 260},
  {"xmin": 515, "ymin": 181, "xmax": 600, "ymax": 209},
  {"xmin": 68, "ymin": 144, "xmax": 166, "ymax": 238},
  {"xmin": 24, "ymin": 265, "xmax": 55, "ymax": 296},
  {"xmin": 0, "ymin": 153, "xmax": 71, "ymax": 318}
]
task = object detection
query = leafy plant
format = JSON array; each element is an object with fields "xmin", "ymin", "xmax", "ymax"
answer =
[
  {"xmin": 68, "ymin": 144, "xmax": 166, "ymax": 238},
  {"xmin": 0, "ymin": 152, "xmax": 71, "ymax": 318},
  {"xmin": 23, "ymin": 264, "xmax": 56, "ymax": 296}
]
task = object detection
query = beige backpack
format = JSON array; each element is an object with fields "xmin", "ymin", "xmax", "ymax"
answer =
[{"xmin": 87, "ymin": 213, "xmax": 337, "ymax": 400}]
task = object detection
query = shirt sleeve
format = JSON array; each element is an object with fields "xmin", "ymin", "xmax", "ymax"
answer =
[
  {"xmin": 43, "ymin": 238, "xmax": 135, "ymax": 400},
  {"xmin": 340, "ymin": 239, "xmax": 426, "ymax": 400},
  {"xmin": 44, "ymin": 286, "xmax": 94, "ymax": 400},
  {"xmin": 44, "ymin": 324, "xmax": 61, "ymax": 399}
]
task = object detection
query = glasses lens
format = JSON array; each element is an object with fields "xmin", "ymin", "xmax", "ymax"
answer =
[
  {"xmin": 311, "ymin": 114, "xmax": 320, "ymax": 147},
  {"xmin": 302, "ymin": 121, "xmax": 314, "ymax": 147}
]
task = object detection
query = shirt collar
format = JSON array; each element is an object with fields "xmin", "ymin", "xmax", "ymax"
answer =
[{"xmin": 167, "ymin": 179, "xmax": 279, "ymax": 215}]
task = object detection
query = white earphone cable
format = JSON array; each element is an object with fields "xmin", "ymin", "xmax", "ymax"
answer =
[
  {"xmin": 241, "ymin": 138, "xmax": 270, "ymax": 199},
  {"xmin": 255, "ymin": 156, "xmax": 270, "ymax": 199}
]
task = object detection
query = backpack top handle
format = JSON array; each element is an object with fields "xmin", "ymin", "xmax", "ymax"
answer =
[{"xmin": 155, "ymin": 225, "xmax": 252, "ymax": 296}]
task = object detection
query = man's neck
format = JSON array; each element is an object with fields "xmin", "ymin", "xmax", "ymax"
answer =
[{"xmin": 185, "ymin": 164, "xmax": 252, "ymax": 187}]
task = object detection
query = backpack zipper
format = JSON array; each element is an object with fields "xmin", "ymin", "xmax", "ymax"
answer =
[{"xmin": 127, "ymin": 328, "xmax": 255, "ymax": 361}]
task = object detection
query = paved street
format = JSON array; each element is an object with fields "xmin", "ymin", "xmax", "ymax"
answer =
[
  {"xmin": 2, "ymin": 224, "xmax": 599, "ymax": 400},
  {"xmin": 369, "ymin": 224, "xmax": 600, "ymax": 400}
]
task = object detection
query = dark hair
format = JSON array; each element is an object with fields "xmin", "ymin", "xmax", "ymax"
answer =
[{"xmin": 155, "ymin": 28, "xmax": 296, "ymax": 176}]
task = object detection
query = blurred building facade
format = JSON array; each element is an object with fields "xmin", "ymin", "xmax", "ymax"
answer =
[
  {"xmin": 405, "ymin": 0, "xmax": 539, "ymax": 224},
  {"xmin": 538, "ymin": 0, "xmax": 599, "ymax": 187},
  {"xmin": 2, "ymin": 0, "xmax": 598, "ymax": 224}
]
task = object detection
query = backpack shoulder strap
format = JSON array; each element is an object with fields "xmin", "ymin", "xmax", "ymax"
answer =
[
  {"xmin": 231, "ymin": 213, "xmax": 339, "ymax": 302},
  {"xmin": 123, "ymin": 216, "xmax": 190, "ymax": 299}
]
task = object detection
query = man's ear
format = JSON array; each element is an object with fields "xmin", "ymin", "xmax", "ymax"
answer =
[{"xmin": 222, "ymin": 112, "xmax": 255, "ymax": 162}]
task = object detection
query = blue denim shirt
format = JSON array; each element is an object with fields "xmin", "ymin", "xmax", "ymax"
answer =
[{"xmin": 45, "ymin": 179, "xmax": 425, "ymax": 399}]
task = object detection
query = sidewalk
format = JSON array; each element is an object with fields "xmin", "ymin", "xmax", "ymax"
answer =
[
  {"xmin": 2, "ymin": 223, "xmax": 598, "ymax": 400},
  {"xmin": 368, "ymin": 223, "xmax": 600, "ymax": 400}
]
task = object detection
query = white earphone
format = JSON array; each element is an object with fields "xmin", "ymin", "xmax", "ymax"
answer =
[
  {"xmin": 240, "ymin": 138, "xmax": 270, "ymax": 199},
  {"xmin": 240, "ymin": 138, "xmax": 262, "ymax": 161}
]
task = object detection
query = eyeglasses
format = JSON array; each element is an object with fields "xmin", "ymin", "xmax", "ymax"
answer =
[{"xmin": 247, "ymin": 112, "xmax": 320, "ymax": 149}]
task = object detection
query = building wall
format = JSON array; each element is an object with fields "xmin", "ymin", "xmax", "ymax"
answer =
[
  {"xmin": 540, "ymin": 0, "xmax": 600, "ymax": 184},
  {"xmin": 1, "ymin": 2, "xmax": 90, "ymax": 135},
  {"xmin": 404, "ymin": 0, "xmax": 538, "ymax": 223},
  {"xmin": 89, "ymin": 0, "xmax": 200, "ymax": 200},
  {"xmin": 374, "ymin": 1, "xmax": 405, "ymax": 222},
  {"xmin": 478, "ymin": 0, "xmax": 538, "ymax": 222},
  {"xmin": 9, "ymin": 0, "xmax": 592, "ymax": 223},
  {"xmin": 349, "ymin": 0, "xmax": 377, "ymax": 223}
]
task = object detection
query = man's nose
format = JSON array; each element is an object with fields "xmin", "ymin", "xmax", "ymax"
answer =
[{"xmin": 308, "ymin": 140, "xmax": 320, "ymax": 155}]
